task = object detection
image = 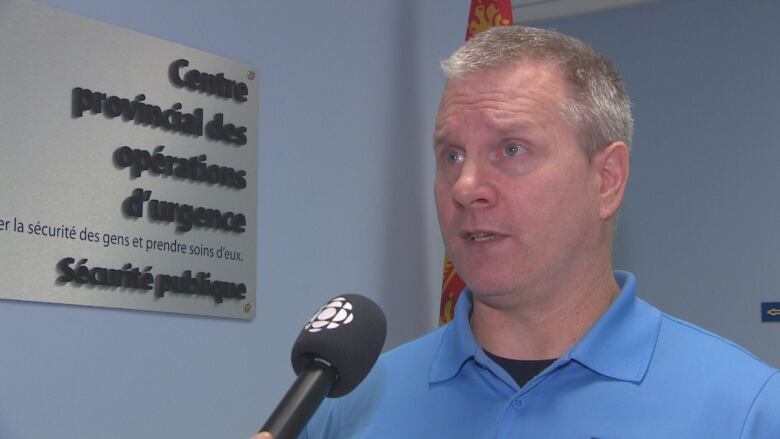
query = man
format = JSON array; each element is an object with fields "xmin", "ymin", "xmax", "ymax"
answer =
[{"xmin": 257, "ymin": 25, "xmax": 780, "ymax": 438}]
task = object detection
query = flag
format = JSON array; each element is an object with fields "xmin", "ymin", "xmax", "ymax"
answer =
[
  {"xmin": 465, "ymin": 0, "xmax": 514, "ymax": 41},
  {"xmin": 439, "ymin": 0, "xmax": 514, "ymax": 325}
]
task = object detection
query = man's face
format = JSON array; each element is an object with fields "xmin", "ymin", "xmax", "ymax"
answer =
[{"xmin": 434, "ymin": 61, "xmax": 605, "ymax": 302}]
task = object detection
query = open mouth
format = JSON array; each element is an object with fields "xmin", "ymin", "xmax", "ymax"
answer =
[{"xmin": 467, "ymin": 232, "xmax": 495, "ymax": 242}]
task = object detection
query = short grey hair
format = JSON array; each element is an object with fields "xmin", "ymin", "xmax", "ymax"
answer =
[{"xmin": 441, "ymin": 26, "xmax": 633, "ymax": 157}]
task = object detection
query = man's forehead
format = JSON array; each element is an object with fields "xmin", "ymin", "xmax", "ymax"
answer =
[
  {"xmin": 435, "ymin": 61, "xmax": 567, "ymax": 125},
  {"xmin": 441, "ymin": 59, "xmax": 564, "ymax": 96}
]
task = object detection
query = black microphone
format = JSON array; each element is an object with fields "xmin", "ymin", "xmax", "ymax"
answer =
[{"xmin": 260, "ymin": 294, "xmax": 387, "ymax": 439}]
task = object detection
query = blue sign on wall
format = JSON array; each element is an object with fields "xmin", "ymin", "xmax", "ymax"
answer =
[{"xmin": 761, "ymin": 302, "xmax": 780, "ymax": 322}]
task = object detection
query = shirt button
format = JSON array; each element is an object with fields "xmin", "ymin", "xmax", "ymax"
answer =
[{"xmin": 512, "ymin": 399, "xmax": 524, "ymax": 409}]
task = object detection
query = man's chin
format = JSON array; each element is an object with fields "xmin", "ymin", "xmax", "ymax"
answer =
[{"xmin": 463, "ymin": 279, "xmax": 515, "ymax": 301}]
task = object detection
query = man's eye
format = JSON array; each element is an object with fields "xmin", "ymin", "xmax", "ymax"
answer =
[
  {"xmin": 504, "ymin": 143, "xmax": 524, "ymax": 157},
  {"xmin": 445, "ymin": 151, "xmax": 463, "ymax": 164}
]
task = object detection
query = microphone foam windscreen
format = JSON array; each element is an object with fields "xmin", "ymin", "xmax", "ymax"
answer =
[{"xmin": 291, "ymin": 294, "xmax": 387, "ymax": 398}]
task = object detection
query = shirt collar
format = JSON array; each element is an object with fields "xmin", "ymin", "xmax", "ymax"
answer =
[
  {"xmin": 566, "ymin": 271, "xmax": 660, "ymax": 382},
  {"xmin": 429, "ymin": 283, "xmax": 482, "ymax": 383},
  {"xmin": 429, "ymin": 271, "xmax": 661, "ymax": 384}
]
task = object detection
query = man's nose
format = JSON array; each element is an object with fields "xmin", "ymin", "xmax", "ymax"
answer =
[{"xmin": 451, "ymin": 159, "xmax": 496, "ymax": 208}]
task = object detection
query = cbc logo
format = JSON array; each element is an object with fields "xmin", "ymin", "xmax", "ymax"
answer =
[{"xmin": 304, "ymin": 296, "xmax": 355, "ymax": 333}]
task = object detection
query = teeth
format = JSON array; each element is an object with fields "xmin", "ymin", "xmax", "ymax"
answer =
[{"xmin": 469, "ymin": 233, "xmax": 494, "ymax": 242}]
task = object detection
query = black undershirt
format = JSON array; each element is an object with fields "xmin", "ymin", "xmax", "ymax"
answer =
[{"xmin": 484, "ymin": 351, "xmax": 556, "ymax": 388}]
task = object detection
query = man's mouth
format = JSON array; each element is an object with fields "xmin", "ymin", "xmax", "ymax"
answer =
[{"xmin": 465, "ymin": 232, "xmax": 496, "ymax": 242}]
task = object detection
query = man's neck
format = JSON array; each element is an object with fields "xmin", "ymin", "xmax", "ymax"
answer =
[{"xmin": 470, "ymin": 265, "xmax": 620, "ymax": 360}]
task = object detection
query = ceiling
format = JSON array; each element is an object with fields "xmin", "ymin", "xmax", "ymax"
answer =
[{"xmin": 512, "ymin": 0, "xmax": 657, "ymax": 22}]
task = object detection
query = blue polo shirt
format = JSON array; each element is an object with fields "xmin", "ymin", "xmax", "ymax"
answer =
[{"xmin": 301, "ymin": 271, "xmax": 780, "ymax": 438}]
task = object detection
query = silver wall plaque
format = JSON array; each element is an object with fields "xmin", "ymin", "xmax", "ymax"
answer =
[{"xmin": 0, "ymin": 0, "xmax": 258, "ymax": 319}]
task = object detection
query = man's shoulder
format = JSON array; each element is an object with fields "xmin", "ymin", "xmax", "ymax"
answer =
[
  {"xmin": 339, "ymin": 323, "xmax": 454, "ymax": 402},
  {"xmin": 642, "ymin": 310, "xmax": 780, "ymax": 436},
  {"xmin": 376, "ymin": 324, "xmax": 449, "ymax": 370},
  {"xmin": 651, "ymin": 308, "xmax": 777, "ymax": 388},
  {"xmin": 300, "ymin": 325, "xmax": 453, "ymax": 438},
  {"xmin": 658, "ymin": 311, "xmax": 773, "ymax": 367}
]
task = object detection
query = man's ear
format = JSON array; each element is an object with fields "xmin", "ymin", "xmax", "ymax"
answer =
[{"xmin": 594, "ymin": 141, "xmax": 629, "ymax": 220}]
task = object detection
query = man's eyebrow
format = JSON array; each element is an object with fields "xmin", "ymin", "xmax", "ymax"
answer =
[{"xmin": 433, "ymin": 131, "xmax": 456, "ymax": 148}]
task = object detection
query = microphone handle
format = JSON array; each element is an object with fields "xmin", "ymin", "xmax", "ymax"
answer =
[{"xmin": 260, "ymin": 359, "xmax": 337, "ymax": 439}]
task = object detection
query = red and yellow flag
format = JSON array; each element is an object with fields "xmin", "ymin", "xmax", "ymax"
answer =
[
  {"xmin": 439, "ymin": 0, "xmax": 513, "ymax": 325},
  {"xmin": 465, "ymin": 0, "xmax": 514, "ymax": 41}
]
